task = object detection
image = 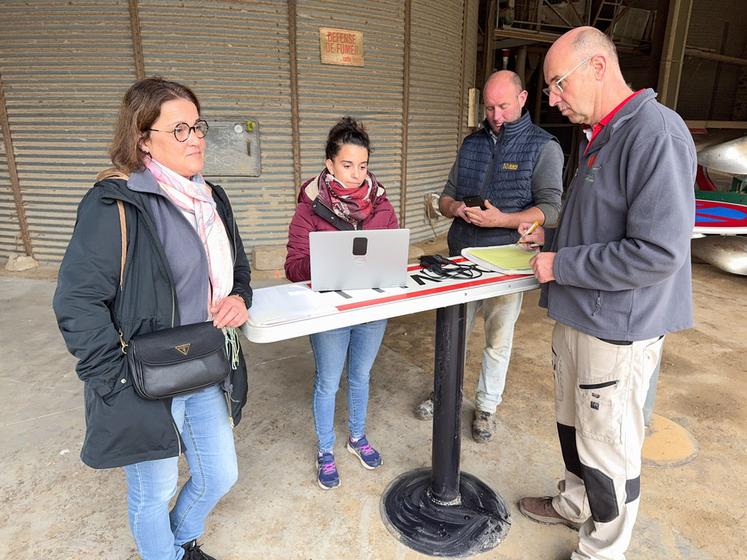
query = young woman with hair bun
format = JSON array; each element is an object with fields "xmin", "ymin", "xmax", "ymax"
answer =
[{"xmin": 285, "ymin": 117, "xmax": 398, "ymax": 490}]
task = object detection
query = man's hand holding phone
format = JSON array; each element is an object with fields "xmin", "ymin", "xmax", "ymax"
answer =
[
  {"xmin": 451, "ymin": 200, "xmax": 471, "ymax": 222},
  {"xmin": 464, "ymin": 199, "xmax": 510, "ymax": 228},
  {"xmin": 462, "ymin": 195, "xmax": 486, "ymax": 210}
]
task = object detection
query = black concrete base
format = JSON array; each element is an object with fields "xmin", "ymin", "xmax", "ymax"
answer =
[{"xmin": 381, "ymin": 468, "xmax": 511, "ymax": 557}]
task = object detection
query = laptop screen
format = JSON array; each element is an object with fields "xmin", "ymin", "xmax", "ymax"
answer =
[{"xmin": 309, "ymin": 229, "xmax": 410, "ymax": 291}]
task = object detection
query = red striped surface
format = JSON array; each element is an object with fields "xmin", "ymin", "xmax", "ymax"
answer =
[{"xmin": 335, "ymin": 272, "xmax": 529, "ymax": 311}]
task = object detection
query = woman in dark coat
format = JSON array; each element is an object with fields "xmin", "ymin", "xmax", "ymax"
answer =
[{"xmin": 53, "ymin": 77, "xmax": 251, "ymax": 560}]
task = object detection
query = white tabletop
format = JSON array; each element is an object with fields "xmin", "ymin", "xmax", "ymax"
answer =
[{"xmin": 242, "ymin": 257, "xmax": 539, "ymax": 343}]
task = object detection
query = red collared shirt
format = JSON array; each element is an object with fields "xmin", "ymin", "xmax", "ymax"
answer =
[{"xmin": 584, "ymin": 89, "xmax": 644, "ymax": 155}]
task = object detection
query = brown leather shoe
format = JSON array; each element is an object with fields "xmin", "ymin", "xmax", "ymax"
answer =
[{"xmin": 518, "ymin": 496, "xmax": 583, "ymax": 530}]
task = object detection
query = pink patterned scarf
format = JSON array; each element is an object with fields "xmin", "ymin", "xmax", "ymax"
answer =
[
  {"xmin": 146, "ymin": 159, "xmax": 233, "ymax": 310},
  {"xmin": 316, "ymin": 168, "xmax": 375, "ymax": 226}
]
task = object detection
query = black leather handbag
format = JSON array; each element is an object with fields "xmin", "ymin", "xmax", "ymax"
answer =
[
  {"xmin": 113, "ymin": 198, "xmax": 240, "ymax": 400},
  {"xmin": 126, "ymin": 322, "xmax": 236, "ymax": 400}
]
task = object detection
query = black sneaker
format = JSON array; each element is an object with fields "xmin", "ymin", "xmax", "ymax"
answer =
[{"xmin": 181, "ymin": 540, "xmax": 217, "ymax": 560}]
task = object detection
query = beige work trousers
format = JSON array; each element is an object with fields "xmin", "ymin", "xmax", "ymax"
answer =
[{"xmin": 550, "ymin": 322, "xmax": 663, "ymax": 560}]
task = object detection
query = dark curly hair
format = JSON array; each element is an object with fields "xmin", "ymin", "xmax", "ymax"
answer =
[{"xmin": 325, "ymin": 116, "xmax": 372, "ymax": 160}]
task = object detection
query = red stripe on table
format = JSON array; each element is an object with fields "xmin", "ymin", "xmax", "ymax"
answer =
[{"xmin": 335, "ymin": 273, "xmax": 530, "ymax": 311}]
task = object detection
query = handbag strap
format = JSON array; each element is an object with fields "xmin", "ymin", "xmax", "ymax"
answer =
[
  {"xmin": 97, "ymin": 167, "xmax": 129, "ymax": 290},
  {"xmin": 115, "ymin": 199, "xmax": 128, "ymax": 354},
  {"xmin": 116, "ymin": 200, "xmax": 126, "ymax": 290}
]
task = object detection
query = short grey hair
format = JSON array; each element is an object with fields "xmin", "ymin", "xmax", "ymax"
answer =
[{"xmin": 572, "ymin": 27, "xmax": 618, "ymax": 62}]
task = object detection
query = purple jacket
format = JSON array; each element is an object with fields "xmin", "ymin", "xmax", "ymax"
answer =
[{"xmin": 285, "ymin": 172, "xmax": 399, "ymax": 282}]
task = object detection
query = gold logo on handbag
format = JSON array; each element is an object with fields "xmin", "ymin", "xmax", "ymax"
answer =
[{"xmin": 175, "ymin": 343, "xmax": 191, "ymax": 356}]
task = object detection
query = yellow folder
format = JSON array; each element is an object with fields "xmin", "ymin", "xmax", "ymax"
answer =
[{"xmin": 462, "ymin": 245, "xmax": 537, "ymax": 274}]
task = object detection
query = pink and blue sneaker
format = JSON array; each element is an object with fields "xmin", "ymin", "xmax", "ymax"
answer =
[
  {"xmin": 346, "ymin": 435, "xmax": 382, "ymax": 470},
  {"xmin": 317, "ymin": 452, "xmax": 340, "ymax": 490}
]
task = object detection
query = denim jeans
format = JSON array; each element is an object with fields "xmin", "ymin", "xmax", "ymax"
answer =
[
  {"xmin": 123, "ymin": 384, "xmax": 238, "ymax": 560},
  {"xmin": 468, "ymin": 292, "xmax": 523, "ymax": 413},
  {"xmin": 310, "ymin": 319, "xmax": 387, "ymax": 453}
]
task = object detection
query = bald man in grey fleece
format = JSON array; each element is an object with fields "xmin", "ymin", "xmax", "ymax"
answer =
[{"xmin": 518, "ymin": 27, "xmax": 695, "ymax": 560}]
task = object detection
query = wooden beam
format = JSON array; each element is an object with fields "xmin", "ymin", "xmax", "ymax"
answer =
[
  {"xmin": 399, "ymin": 0, "xmax": 412, "ymax": 227},
  {"xmin": 657, "ymin": 0, "xmax": 693, "ymax": 109},
  {"xmin": 128, "ymin": 0, "xmax": 145, "ymax": 80},
  {"xmin": 287, "ymin": 0, "xmax": 302, "ymax": 199},
  {"xmin": 707, "ymin": 23, "xmax": 730, "ymax": 121},
  {"xmin": 533, "ymin": 53, "xmax": 544, "ymax": 123},
  {"xmin": 457, "ymin": 0, "xmax": 469, "ymax": 142},
  {"xmin": 0, "ymin": 75, "xmax": 33, "ymax": 257},
  {"xmin": 684, "ymin": 47, "xmax": 747, "ymax": 67},
  {"xmin": 685, "ymin": 120, "xmax": 747, "ymax": 130},
  {"xmin": 495, "ymin": 27, "xmax": 559, "ymax": 44},
  {"xmin": 482, "ymin": 0, "xmax": 497, "ymax": 82},
  {"xmin": 516, "ymin": 45, "xmax": 527, "ymax": 86}
]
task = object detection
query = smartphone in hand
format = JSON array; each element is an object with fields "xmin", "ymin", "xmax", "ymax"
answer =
[{"xmin": 462, "ymin": 195, "xmax": 486, "ymax": 210}]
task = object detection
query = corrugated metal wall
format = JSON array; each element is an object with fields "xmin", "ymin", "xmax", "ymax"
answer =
[
  {"xmin": 294, "ymin": 0, "xmax": 405, "ymax": 213},
  {"xmin": 405, "ymin": 0, "xmax": 472, "ymax": 240},
  {"xmin": 138, "ymin": 0, "xmax": 294, "ymax": 246},
  {"xmin": 0, "ymin": 0, "xmax": 136, "ymax": 262},
  {"xmin": 0, "ymin": 0, "xmax": 476, "ymax": 264}
]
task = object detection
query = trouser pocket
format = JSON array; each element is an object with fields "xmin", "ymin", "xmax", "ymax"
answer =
[{"xmin": 575, "ymin": 336, "xmax": 631, "ymax": 444}]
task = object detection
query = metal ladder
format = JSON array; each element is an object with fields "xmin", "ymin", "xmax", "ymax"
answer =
[{"xmin": 593, "ymin": 0, "xmax": 627, "ymax": 33}]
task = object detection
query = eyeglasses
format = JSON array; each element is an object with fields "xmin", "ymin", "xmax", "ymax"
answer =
[
  {"xmin": 148, "ymin": 119, "xmax": 209, "ymax": 142},
  {"xmin": 542, "ymin": 56, "xmax": 592, "ymax": 97}
]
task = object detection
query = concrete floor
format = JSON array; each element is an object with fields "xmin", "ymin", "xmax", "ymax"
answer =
[{"xmin": 0, "ymin": 254, "xmax": 745, "ymax": 560}]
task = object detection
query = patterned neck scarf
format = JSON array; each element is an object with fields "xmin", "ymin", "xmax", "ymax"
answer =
[
  {"xmin": 145, "ymin": 159, "xmax": 233, "ymax": 310},
  {"xmin": 316, "ymin": 168, "xmax": 376, "ymax": 226}
]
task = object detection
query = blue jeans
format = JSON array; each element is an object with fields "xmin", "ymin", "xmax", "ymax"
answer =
[
  {"xmin": 310, "ymin": 319, "xmax": 387, "ymax": 453},
  {"xmin": 123, "ymin": 384, "xmax": 238, "ymax": 560}
]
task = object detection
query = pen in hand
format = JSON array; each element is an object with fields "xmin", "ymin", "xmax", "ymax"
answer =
[{"xmin": 517, "ymin": 220, "xmax": 540, "ymax": 244}]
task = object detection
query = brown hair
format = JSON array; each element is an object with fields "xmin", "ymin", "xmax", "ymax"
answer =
[{"xmin": 109, "ymin": 77, "xmax": 201, "ymax": 173}]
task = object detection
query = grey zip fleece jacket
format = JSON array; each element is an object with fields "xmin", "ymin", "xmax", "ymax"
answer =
[{"xmin": 542, "ymin": 89, "xmax": 696, "ymax": 341}]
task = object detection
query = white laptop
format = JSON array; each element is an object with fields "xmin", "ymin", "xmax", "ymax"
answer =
[{"xmin": 309, "ymin": 229, "xmax": 410, "ymax": 291}]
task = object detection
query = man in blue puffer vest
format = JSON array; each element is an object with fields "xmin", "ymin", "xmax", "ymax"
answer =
[{"xmin": 414, "ymin": 70, "xmax": 563, "ymax": 443}]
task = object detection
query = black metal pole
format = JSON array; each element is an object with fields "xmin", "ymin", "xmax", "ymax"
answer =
[
  {"xmin": 381, "ymin": 302, "xmax": 511, "ymax": 557},
  {"xmin": 430, "ymin": 303, "xmax": 467, "ymax": 503}
]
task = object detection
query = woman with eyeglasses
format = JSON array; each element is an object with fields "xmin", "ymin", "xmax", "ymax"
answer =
[
  {"xmin": 53, "ymin": 77, "xmax": 251, "ymax": 560},
  {"xmin": 285, "ymin": 117, "xmax": 398, "ymax": 490}
]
